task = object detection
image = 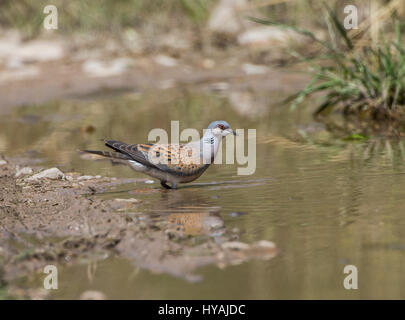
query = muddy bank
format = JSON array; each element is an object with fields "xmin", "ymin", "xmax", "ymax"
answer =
[
  {"xmin": 0, "ymin": 159, "xmax": 277, "ymax": 298},
  {"xmin": 0, "ymin": 25, "xmax": 309, "ymax": 115},
  {"xmin": 0, "ymin": 55, "xmax": 307, "ymax": 115}
]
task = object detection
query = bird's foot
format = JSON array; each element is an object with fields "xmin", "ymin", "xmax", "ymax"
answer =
[
  {"xmin": 160, "ymin": 181, "xmax": 177, "ymax": 190},
  {"xmin": 160, "ymin": 181, "xmax": 172, "ymax": 189}
]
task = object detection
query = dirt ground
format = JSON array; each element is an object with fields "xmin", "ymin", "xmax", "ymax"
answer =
[{"xmin": 0, "ymin": 160, "xmax": 277, "ymax": 298}]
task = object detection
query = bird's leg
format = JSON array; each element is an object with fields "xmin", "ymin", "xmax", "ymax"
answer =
[{"xmin": 160, "ymin": 181, "xmax": 172, "ymax": 189}]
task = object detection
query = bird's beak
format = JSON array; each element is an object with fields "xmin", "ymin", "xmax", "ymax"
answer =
[{"xmin": 226, "ymin": 128, "xmax": 237, "ymax": 136}]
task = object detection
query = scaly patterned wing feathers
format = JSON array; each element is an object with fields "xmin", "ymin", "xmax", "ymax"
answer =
[
  {"xmin": 147, "ymin": 144, "xmax": 207, "ymax": 176},
  {"xmin": 105, "ymin": 140, "xmax": 207, "ymax": 176}
]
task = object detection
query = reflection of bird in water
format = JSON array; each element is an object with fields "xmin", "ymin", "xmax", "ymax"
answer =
[
  {"xmin": 147, "ymin": 189, "xmax": 225, "ymax": 236},
  {"xmin": 168, "ymin": 212, "xmax": 224, "ymax": 236},
  {"xmin": 82, "ymin": 121, "xmax": 236, "ymax": 189}
]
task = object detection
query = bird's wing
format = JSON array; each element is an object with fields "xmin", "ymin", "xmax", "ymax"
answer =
[
  {"xmin": 148, "ymin": 143, "xmax": 208, "ymax": 176},
  {"xmin": 105, "ymin": 140, "xmax": 207, "ymax": 176},
  {"xmin": 104, "ymin": 140, "xmax": 154, "ymax": 168}
]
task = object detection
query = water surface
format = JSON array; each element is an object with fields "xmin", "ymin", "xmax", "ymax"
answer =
[{"xmin": 2, "ymin": 87, "xmax": 405, "ymax": 299}]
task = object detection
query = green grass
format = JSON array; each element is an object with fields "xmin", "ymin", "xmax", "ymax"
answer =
[
  {"xmin": 0, "ymin": 0, "xmax": 215, "ymax": 39},
  {"xmin": 252, "ymin": 6, "xmax": 405, "ymax": 133},
  {"xmin": 0, "ymin": 1, "xmax": 364, "ymax": 40}
]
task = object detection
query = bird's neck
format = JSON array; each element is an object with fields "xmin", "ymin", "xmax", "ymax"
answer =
[{"xmin": 200, "ymin": 131, "xmax": 221, "ymax": 164}]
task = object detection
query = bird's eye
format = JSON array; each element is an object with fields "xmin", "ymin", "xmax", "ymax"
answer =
[{"xmin": 218, "ymin": 124, "xmax": 225, "ymax": 130}]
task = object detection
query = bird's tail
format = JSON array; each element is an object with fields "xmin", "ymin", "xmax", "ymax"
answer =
[{"xmin": 80, "ymin": 150, "xmax": 132, "ymax": 166}]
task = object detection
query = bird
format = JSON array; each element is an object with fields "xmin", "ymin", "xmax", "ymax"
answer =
[{"xmin": 82, "ymin": 121, "xmax": 236, "ymax": 189}]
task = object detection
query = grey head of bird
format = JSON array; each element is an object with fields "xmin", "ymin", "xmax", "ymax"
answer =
[{"xmin": 205, "ymin": 120, "xmax": 237, "ymax": 138}]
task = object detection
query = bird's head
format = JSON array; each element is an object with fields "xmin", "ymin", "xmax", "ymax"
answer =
[{"xmin": 207, "ymin": 120, "xmax": 236, "ymax": 137}]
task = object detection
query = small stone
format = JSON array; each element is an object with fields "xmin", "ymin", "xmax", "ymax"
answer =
[
  {"xmin": 0, "ymin": 66, "xmax": 40, "ymax": 82},
  {"xmin": 202, "ymin": 58, "xmax": 215, "ymax": 69},
  {"xmin": 229, "ymin": 211, "xmax": 247, "ymax": 217},
  {"xmin": 203, "ymin": 216, "xmax": 224, "ymax": 230},
  {"xmin": 221, "ymin": 241, "xmax": 250, "ymax": 251},
  {"xmin": 65, "ymin": 175, "xmax": 73, "ymax": 182},
  {"xmin": 253, "ymin": 240, "xmax": 276, "ymax": 249},
  {"xmin": 6, "ymin": 57, "xmax": 24, "ymax": 69},
  {"xmin": 0, "ymin": 160, "xmax": 7, "ymax": 166},
  {"xmin": 210, "ymin": 82, "xmax": 230, "ymax": 91},
  {"xmin": 82, "ymin": 58, "xmax": 131, "ymax": 77},
  {"xmin": 77, "ymin": 175, "xmax": 94, "ymax": 181},
  {"xmin": 114, "ymin": 198, "xmax": 140, "ymax": 203},
  {"xmin": 79, "ymin": 290, "xmax": 106, "ymax": 300},
  {"xmin": 158, "ymin": 79, "xmax": 176, "ymax": 90},
  {"xmin": 241, "ymin": 63, "xmax": 268, "ymax": 75},
  {"xmin": 238, "ymin": 26, "xmax": 303, "ymax": 48},
  {"xmin": 144, "ymin": 180, "xmax": 154, "ymax": 184},
  {"xmin": 26, "ymin": 168, "xmax": 65, "ymax": 181},
  {"xmin": 15, "ymin": 167, "xmax": 33, "ymax": 177},
  {"xmin": 154, "ymin": 54, "xmax": 177, "ymax": 67},
  {"xmin": 208, "ymin": 0, "xmax": 248, "ymax": 35}
]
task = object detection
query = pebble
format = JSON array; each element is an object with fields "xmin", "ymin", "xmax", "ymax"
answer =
[
  {"xmin": 203, "ymin": 216, "xmax": 224, "ymax": 230},
  {"xmin": 80, "ymin": 290, "xmax": 106, "ymax": 300},
  {"xmin": 154, "ymin": 54, "xmax": 178, "ymax": 67},
  {"xmin": 158, "ymin": 79, "xmax": 176, "ymax": 90},
  {"xmin": 229, "ymin": 211, "xmax": 247, "ymax": 217},
  {"xmin": 77, "ymin": 175, "xmax": 94, "ymax": 181},
  {"xmin": 0, "ymin": 160, "xmax": 7, "ymax": 166},
  {"xmin": 241, "ymin": 63, "xmax": 268, "ymax": 75},
  {"xmin": 253, "ymin": 240, "xmax": 276, "ymax": 249},
  {"xmin": 208, "ymin": 0, "xmax": 247, "ymax": 35},
  {"xmin": 210, "ymin": 82, "xmax": 230, "ymax": 91},
  {"xmin": 114, "ymin": 198, "xmax": 140, "ymax": 203},
  {"xmin": 144, "ymin": 180, "xmax": 154, "ymax": 184},
  {"xmin": 0, "ymin": 66, "xmax": 40, "ymax": 83},
  {"xmin": 237, "ymin": 26, "xmax": 302, "ymax": 47},
  {"xmin": 221, "ymin": 241, "xmax": 250, "ymax": 251},
  {"xmin": 15, "ymin": 167, "xmax": 33, "ymax": 177},
  {"xmin": 82, "ymin": 58, "xmax": 132, "ymax": 77},
  {"xmin": 202, "ymin": 58, "xmax": 215, "ymax": 69},
  {"xmin": 26, "ymin": 168, "xmax": 65, "ymax": 181}
]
